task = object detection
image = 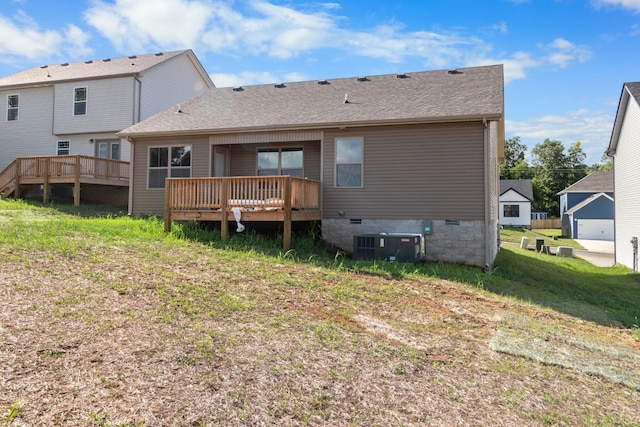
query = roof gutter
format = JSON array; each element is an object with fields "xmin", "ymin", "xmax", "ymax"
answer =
[{"xmin": 117, "ymin": 114, "xmax": 503, "ymax": 140}]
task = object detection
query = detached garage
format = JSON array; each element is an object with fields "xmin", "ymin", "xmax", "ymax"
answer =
[{"xmin": 563, "ymin": 192, "xmax": 614, "ymax": 241}]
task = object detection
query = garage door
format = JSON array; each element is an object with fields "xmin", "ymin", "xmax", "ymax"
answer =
[{"xmin": 576, "ymin": 219, "xmax": 614, "ymax": 240}]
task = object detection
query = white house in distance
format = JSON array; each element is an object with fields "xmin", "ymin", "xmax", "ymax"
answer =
[
  {"xmin": 0, "ymin": 50, "xmax": 214, "ymax": 171},
  {"xmin": 499, "ymin": 179, "xmax": 533, "ymax": 228},
  {"xmin": 607, "ymin": 81, "xmax": 640, "ymax": 271}
]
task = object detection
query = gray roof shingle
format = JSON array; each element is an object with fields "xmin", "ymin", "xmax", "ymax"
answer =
[
  {"xmin": 0, "ymin": 50, "xmax": 191, "ymax": 88},
  {"xmin": 500, "ymin": 179, "xmax": 533, "ymax": 201},
  {"xmin": 119, "ymin": 64, "xmax": 504, "ymax": 137},
  {"xmin": 626, "ymin": 82, "xmax": 640, "ymax": 101},
  {"xmin": 558, "ymin": 170, "xmax": 613, "ymax": 194}
]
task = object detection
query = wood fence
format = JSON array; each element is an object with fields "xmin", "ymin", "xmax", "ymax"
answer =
[{"xmin": 531, "ymin": 218, "xmax": 562, "ymax": 229}]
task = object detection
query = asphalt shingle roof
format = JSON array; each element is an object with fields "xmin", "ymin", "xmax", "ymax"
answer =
[
  {"xmin": 119, "ymin": 64, "xmax": 504, "ymax": 137},
  {"xmin": 558, "ymin": 170, "xmax": 613, "ymax": 194},
  {"xmin": 626, "ymin": 82, "xmax": 640, "ymax": 101},
  {"xmin": 500, "ymin": 179, "xmax": 534, "ymax": 201},
  {"xmin": 0, "ymin": 50, "xmax": 190, "ymax": 88}
]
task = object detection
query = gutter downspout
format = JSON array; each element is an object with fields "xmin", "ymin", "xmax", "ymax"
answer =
[
  {"xmin": 128, "ymin": 138, "xmax": 134, "ymax": 216},
  {"xmin": 134, "ymin": 75, "xmax": 142, "ymax": 123},
  {"xmin": 483, "ymin": 117, "xmax": 491, "ymax": 271}
]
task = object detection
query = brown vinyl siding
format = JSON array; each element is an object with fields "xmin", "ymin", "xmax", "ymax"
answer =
[
  {"xmin": 130, "ymin": 135, "xmax": 209, "ymax": 216},
  {"xmin": 322, "ymin": 122, "xmax": 485, "ymax": 220},
  {"xmin": 228, "ymin": 141, "xmax": 321, "ymax": 180}
]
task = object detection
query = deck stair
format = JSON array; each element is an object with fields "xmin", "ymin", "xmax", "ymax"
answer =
[{"xmin": 0, "ymin": 159, "xmax": 17, "ymax": 199}]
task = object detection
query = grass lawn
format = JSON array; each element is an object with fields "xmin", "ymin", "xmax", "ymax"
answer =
[
  {"xmin": 500, "ymin": 226, "xmax": 585, "ymax": 250},
  {"xmin": 1, "ymin": 199, "xmax": 639, "ymax": 426}
]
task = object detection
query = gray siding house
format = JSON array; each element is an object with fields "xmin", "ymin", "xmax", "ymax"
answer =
[
  {"xmin": 558, "ymin": 171, "xmax": 614, "ymax": 240},
  {"xmin": 607, "ymin": 82, "xmax": 640, "ymax": 270},
  {"xmin": 0, "ymin": 50, "xmax": 213, "ymax": 171},
  {"xmin": 119, "ymin": 65, "xmax": 505, "ymax": 268}
]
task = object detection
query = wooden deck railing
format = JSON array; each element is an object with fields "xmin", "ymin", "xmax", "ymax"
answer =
[
  {"xmin": 0, "ymin": 155, "xmax": 129, "ymax": 206},
  {"xmin": 15, "ymin": 155, "xmax": 129, "ymax": 182},
  {"xmin": 164, "ymin": 176, "xmax": 321, "ymax": 249}
]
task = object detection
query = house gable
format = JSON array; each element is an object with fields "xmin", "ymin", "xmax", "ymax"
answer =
[
  {"xmin": 500, "ymin": 188, "xmax": 530, "ymax": 203},
  {"xmin": 500, "ymin": 179, "xmax": 533, "ymax": 201}
]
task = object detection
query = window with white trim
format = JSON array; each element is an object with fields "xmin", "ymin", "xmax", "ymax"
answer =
[
  {"xmin": 148, "ymin": 146, "xmax": 191, "ymax": 188},
  {"xmin": 57, "ymin": 141, "xmax": 70, "ymax": 155},
  {"xmin": 335, "ymin": 138, "xmax": 363, "ymax": 187},
  {"xmin": 74, "ymin": 87, "xmax": 87, "ymax": 116},
  {"xmin": 7, "ymin": 94, "xmax": 18, "ymax": 121},
  {"xmin": 257, "ymin": 147, "xmax": 303, "ymax": 177}
]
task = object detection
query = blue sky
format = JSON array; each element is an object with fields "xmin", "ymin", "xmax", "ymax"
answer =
[{"xmin": 1, "ymin": 0, "xmax": 639, "ymax": 164}]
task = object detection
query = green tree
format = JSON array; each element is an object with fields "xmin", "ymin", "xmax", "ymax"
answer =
[
  {"xmin": 500, "ymin": 136, "xmax": 532, "ymax": 179},
  {"xmin": 588, "ymin": 153, "xmax": 613, "ymax": 172},
  {"xmin": 530, "ymin": 138, "xmax": 587, "ymax": 216}
]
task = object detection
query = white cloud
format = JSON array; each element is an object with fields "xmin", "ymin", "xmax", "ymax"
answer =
[
  {"xmin": 200, "ymin": 0, "xmax": 337, "ymax": 59},
  {"xmin": 211, "ymin": 70, "xmax": 280, "ymax": 87},
  {"xmin": 0, "ymin": 11, "xmax": 92, "ymax": 65},
  {"xmin": 77, "ymin": 1, "xmax": 590, "ymax": 85},
  {"xmin": 84, "ymin": 0, "xmax": 213, "ymax": 53},
  {"xmin": 64, "ymin": 24, "xmax": 93, "ymax": 58},
  {"xmin": 594, "ymin": 0, "xmax": 640, "ymax": 12},
  {"xmin": 0, "ymin": 12, "xmax": 63, "ymax": 60},
  {"xmin": 471, "ymin": 51, "xmax": 540, "ymax": 83},
  {"xmin": 541, "ymin": 38, "xmax": 592, "ymax": 68},
  {"xmin": 506, "ymin": 109, "xmax": 615, "ymax": 163}
]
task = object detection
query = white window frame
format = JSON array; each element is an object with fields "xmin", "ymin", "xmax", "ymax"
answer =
[
  {"xmin": 335, "ymin": 137, "xmax": 363, "ymax": 188},
  {"xmin": 7, "ymin": 94, "xmax": 18, "ymax": 121},
  {"xmin": 57, "ymin": 140, "xmax": 70, "ymax": 156},
  {"xmin": 73, "ymin": 86, "xmax": 87, "ymax": 116},
  {"xmin": 257, "ymin": 147, "xmax": 304, "ymax": 177},
  {"xmin": 147, "ymin": 145, "xmax": 192, "ymax": 189}
]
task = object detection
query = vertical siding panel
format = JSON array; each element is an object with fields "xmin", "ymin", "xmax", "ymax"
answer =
[
  {"xmin": 130, "ymin": 136, "xmax": 208, "ymax": 216},
  {"xmin": 140, "ymin": 54, "xmax": 211, "ymax": 120},
  {"xmin": 0, "ymin": 87, "xmax": 54, "ymax": 169},
  {"xmin": 323, "ymin": 122, "xmax": 485, "ymax": 220},
  {"xmin": 614, "ymin": 96, "xmax": 640, "ymax": 269},
  {"xmin": 54, "ymin": 77, "xmax": 134, "ymax": 134}
]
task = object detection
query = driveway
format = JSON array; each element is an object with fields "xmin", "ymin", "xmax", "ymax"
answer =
[{"xmin": 574, "ymin": 239, "xmax": 615, "ymax": 267}]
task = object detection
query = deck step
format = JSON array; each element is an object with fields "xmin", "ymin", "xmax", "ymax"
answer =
[{"xmin": 0, "ymin": 185, "xmax": 14, "ymax": 198}]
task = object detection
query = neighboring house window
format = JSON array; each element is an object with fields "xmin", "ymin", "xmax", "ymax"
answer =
[
  {"xmin": 335, "ymin": 138, "xmax": 363, "ymax": 187},
  {"xmin": 257, "ymin": 147, "xmax": 303, "ymax": 177},
  {"xmin": 74, "ymin": 87, "xmax": 87, "ymax": 116},
  {"xmin": 7, "ymin": 94, "xmax": 18, "ymax": 121},
  {"xmin": 97, "ymin": 141, "xmax": 121, "ymax": 160},
  {"xmin": 148, "ymin": 146, "xmax": 191, "ymax": 188},
  {"xmin": 57, "ymin": 141, "xmax": 70, "ymax": 155},
  {"xmin": 504, "ymin": 204, "xmax": 520, "ymax": 217}
]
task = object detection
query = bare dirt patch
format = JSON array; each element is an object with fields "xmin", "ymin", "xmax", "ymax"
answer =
[{"xmin": 1, "ymin": 241, "xmax": 639, "ymax": 426}]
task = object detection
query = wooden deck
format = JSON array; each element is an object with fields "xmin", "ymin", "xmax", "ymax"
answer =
[
  {"xmin": 0, "ymin": 155, "xmax": 129, "ymax": 206},
  {"xmin": 164, "ymin": 176, "xmax": 321, "ymax": 250}
]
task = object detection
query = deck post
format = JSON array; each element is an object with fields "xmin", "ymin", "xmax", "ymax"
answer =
[
  {"xmin": 73, "ymin": 156, "xmax": 81, "ymax": 206},
  {"xmin": 42, "ymin": 158, "xmax": 50, "ymax": 203},
  {"xmin": 164, "ymin": 178, "xmax": 172, "ymax": 233},
  {"xmin": 220, "ymin": 178, "xmax": 229, "ymax": 240},
  {"xmin": 283, "ymin": 176, "xmax": 292, "ymax": 250},
  {"xmin": 14, "ymin": 159, "xmax": 21, "ymax": 200}
]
